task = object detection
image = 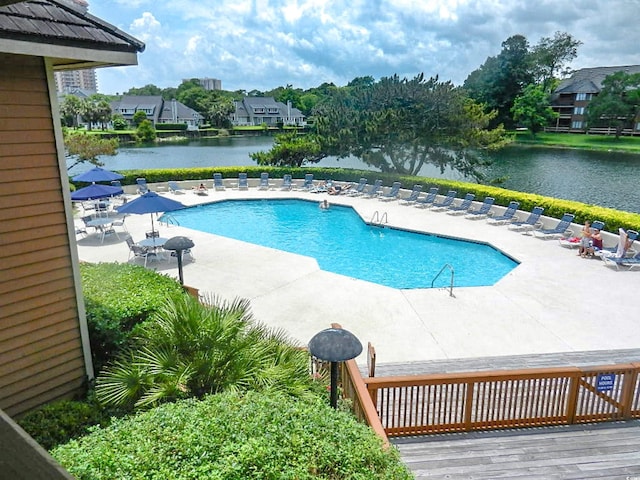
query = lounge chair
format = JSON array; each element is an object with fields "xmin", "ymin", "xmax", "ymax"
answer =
[
  {"xmin": 602, "ymin": 251, "xmax": 640, "ymax": 270},
  {"xmin": 508, "ymin": 206, "xmax": 544, "ymax": 232},
  {"xmin": 136, "ymin": 177, "xmax": 148, "ymax": 194},
  {"xmin": 346, "ymin": 177, "xmax": 367, "ymax": 196},
  {"xmin": 168, "ymin": 181, "xmax": 185, "ymax": 194},
  {"xmin": 237, "ymin": 173, "xmax": 249, "ymax": 190},
  {"xmin": 379, "ymin": 181, "xmax": 402, "ymax": 201},
  {"xmin": 464, "ymin": 197, "xmax": 495, "ymax": 220},
  {"xmin": 533, "ymin": 213, "xmax": 575, "ymax": 240},
  {"xmin": 298, "ymin": 173, "xmax": 314, "ymax": 191},
  {"xmin": 487, "ymin": 201, "xmax": 520, "ymax": 225},
  {"xmin": 399, "ymin": 185, "xmax": 423, "ymax": 205},
  {"xmin": 444, "ymin": 193, "xmax": 475, "ymax": 214},
  {"xmin": 258, "ymin": 172, "xmax": 271, "ymax": 190},
  {"xmin": 595, "ymin": 229, "xmax": 638, "ymax": 259},
  {"xmin": 280, "ymin": 174, "xmax": 294, "ymax": 190},
  {"xmin": 428, "ymin": 189, "xmax": 456, "ymax": 211},
  {"xmin": 363, "ymin": 179, "xmax": 383, "ymax": 197},
  {"xmin": 213, "ymin": 173, "xmax": 225, "ymax": 191},
  {"xmin": 414, "ymin": 187, "xmax": 439, "ymax": 208}
]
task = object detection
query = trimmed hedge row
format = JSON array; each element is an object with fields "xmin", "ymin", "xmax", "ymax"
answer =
[{"xmin": 102, "ymin": 166, "xmax": 640, "ymax": 234}]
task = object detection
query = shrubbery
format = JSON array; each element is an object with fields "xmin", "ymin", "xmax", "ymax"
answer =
[
  {"xmin": 81, "ymin": 262, "xmax": 184, "ymax": 372},
  {"xmin": 52, "ymin": 391, "xmax": 413, "ymax": 479}
]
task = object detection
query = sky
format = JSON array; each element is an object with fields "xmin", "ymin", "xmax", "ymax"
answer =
[{"xmin": 88, "ymin": 0, "xmax": 639, "ymax": 95}]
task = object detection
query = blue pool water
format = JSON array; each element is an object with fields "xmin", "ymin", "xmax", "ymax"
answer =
[{"xmin": 164, "ymin": 199, "xmax": 518, "ymax": 289}]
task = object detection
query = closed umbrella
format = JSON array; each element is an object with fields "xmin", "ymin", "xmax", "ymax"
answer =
[
  {"xmin": 71, "ymin": 183, "xmax": 123, "ymax": 201},
  {"xmin": 72, "ymin": 167, "xmax": 124, "ymax": 183},
  {"xmin": 116, "ymin": 191, "xmax": 186, "ymax": 235}
]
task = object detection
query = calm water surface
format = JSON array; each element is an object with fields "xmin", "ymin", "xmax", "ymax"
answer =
[{"xmin": 77, "ymin": 136, "xmax": 640, "ymax": 213}]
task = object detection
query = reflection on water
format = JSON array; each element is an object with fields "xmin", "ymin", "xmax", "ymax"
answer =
[{"xmin": 73, "ymin": 136, "xmax": 640, "ymax": 213}]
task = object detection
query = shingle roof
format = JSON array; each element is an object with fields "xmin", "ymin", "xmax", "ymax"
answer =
[
  {"xmin": 0, "ymin": 0, "xmax": 144, "ymax": 53},
  {"xmin": 555, "ymin": 65, "xmax": 640, "ymax": 94}
]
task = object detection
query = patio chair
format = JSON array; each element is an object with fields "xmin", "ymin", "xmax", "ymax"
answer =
[
  {"xmin": 399, "ymin": 185, "xmax": 423, "ymax": 205},
  {"xmin": 414, "ymin": 187, "xmax": 439, "ymax": 208},
  {"xmin": 464, "ymin": 197, "xmax": 495, "ymax": 220},
  {"xmin": 168, "ymin": 181, "xmax": 185, "ymax": 194},
  {"xmin": 595, "ymin": 229, "xmax": 638, "ymax": 259},
  {"xmin": 111, "ymin": 214, "xmax": 128, "ymax": 234},
  {"xmin": 487, "ymin": 201, "xmax": 520, "ymax": 225},
  {"xmin": 136, "ymin": 177, "xmax": 149, "ymax": 194},
  {"xmin": 258, "ymin": 172, "xmax": 271, "ymax": 190},
  {"xmin": 533, "ymin": 213, "xmax": 575, "ymax": 240},
  {"xmin": 445, "ymin": 193, "xmax": 476, "ymax": 214},
  {"xmin": 237, "ymin": 173, "xmax": 249, "ymax": 190},
  {"xmin": 363, "ymin": 179, "xmax": 383, "ymax": 197},
  {"xmin": 508, "ymin": 206, "xmax": 544, "ymax": 232},
  {"xmin": 431, "ymin": 190, "xmax": 459, "ymax": 212},
  {"xmin": 280, "ymin": 174, "xmax": 294, "ymax": 190},
  {"xmin": 346, "ymin": 177, "xmax": 368, "ymax": 196},
  {"xmin": 379, "ymin": 181, "xmax": 402, "ymax": 202},
  {"xmin": 213, "ymin": 173, "xmax": 225, "ymax": 191},
  {"xmin": 125, "ymin": 235, "xmax": 153, "ymax": 268}
]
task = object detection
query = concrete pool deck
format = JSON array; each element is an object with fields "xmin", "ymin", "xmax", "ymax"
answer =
[{"xmin": 75, "ymin": 186, "xmax": 640, "ymax": 366}]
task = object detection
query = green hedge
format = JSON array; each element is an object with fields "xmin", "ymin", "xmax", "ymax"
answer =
[
  {"xmin": 112, "ymin": 166, "xmax": 640, "ymax": 234},
  {"xmin": 81, "ymin": 263, "xmax": 185, "ymax": 372},
  {"xmin": 156, "ymin": 123, "xmax": 188, "ymax": 131},
  {"xmin": 52, "ymin": 391, "xmax": 412, "ymax": 479}
]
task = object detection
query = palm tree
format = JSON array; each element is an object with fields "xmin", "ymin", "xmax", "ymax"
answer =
[{"xmin": 96, "ymin": 294, "xmax": 314, "ymax": 409}]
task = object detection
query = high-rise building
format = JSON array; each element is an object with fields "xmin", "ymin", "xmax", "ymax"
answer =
[
  {"xmin": 54, "ymin": 68, "xmax": 98, "ymax": 93},
  {"xmin": 190, "ymin": 77, "xmax": 222, "ymax": 91}
]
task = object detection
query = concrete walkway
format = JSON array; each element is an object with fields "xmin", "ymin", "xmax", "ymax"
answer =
[{"xmin": 75, "ymin": 185, "xmax": 640, "ymax": 366}]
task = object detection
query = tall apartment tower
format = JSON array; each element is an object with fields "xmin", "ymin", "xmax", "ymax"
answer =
[
  {"xmin": 54, "ymin": 68, "xmax": 98, "ymax": 93},
  {"xmin": 197, "ymin": 77, "xmax": 222, "ymax": 90}
]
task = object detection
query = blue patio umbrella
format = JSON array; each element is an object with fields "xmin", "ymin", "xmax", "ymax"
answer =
[
  {"xmin": 116, "ymin": 191, "xmax": 186, "ymax": 235},
  {"xmin": 72, "ymin": 167, "xmax": 124, "ymax": 183},
  {"xmin": 71, "ymin": 183, "xmax": 123, "ymax": 201}
]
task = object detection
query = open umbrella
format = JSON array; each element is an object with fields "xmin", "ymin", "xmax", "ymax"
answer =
[
  {"xmin": 72, "ymin": 167, "xmax": 124, "ymax": 183},
  {"xmin": 71, "ymin": 183, "xmax": 123, "ymax": 201},
  {"xmin": 116, "ymin": 191, "xmax": 186, "ymax": 235}
]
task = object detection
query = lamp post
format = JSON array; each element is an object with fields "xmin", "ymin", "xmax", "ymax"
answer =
[
  {"xmin": 163, "ymin": 236, "xmax": 195, "ymax": 285},
  {"xmin": 308, "ymin": 328, "xmax": 362, "ymax": 408}
]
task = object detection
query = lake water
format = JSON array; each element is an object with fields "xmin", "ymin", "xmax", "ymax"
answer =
[{"xmin": 76, "ymin": 135, "xmax": 640, "ymax": 213}]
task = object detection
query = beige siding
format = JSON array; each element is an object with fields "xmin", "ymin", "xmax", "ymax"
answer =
[{"xmin": 0, "ymin": 53, "xmax": 87, "ymax": 417}]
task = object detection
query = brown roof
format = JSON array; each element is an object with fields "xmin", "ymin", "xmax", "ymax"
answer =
[{"xmin": 0, "ymin": 0, "xmax": 144, "ymax": 53}]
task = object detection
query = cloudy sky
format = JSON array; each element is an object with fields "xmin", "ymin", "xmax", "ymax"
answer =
[{"xmin": 89, "ymin": 0, "xmax": 639, "ymax": 95}]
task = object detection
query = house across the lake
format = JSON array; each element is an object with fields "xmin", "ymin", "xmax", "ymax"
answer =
[
  {"xmin": 231, "ymin": 96, "xmax": 306, "ymax": 127},
  {"xmin": 548, "ymin": 65, "xmax": 640, "ymax": 135},
  {"xmin": 111, "ymin": 95, "xmax": 203, "ymax": 130}
]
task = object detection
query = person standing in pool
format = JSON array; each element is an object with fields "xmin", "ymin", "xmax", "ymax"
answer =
[{"xmin": 319, "ymin": 199, "xmax": 329, "ymax": 210}]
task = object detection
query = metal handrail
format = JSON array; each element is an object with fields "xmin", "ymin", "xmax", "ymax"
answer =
[
  {"xmin": 431, "ymin": 263, "xmax": 455, "ymax": 297},
  {"xmin": 161, "ymin": 214, "xmax": 180, "ymax": 227},
  {"xmin": 371, "ymin": 211, "xmax": 388, "ymax": 225}
]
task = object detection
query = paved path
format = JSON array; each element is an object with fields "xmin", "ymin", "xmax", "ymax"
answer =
[{"xmin": 75, "ymin": 185, "xmax": 640, "ymax": 365}]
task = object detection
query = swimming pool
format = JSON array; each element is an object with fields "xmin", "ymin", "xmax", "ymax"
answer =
[{"xmin": 164, "ymin": 199, "xmax": 519, "ymax": 289}]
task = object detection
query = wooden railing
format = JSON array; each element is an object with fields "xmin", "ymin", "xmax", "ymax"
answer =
[{"xmin": 341, "ymin": 363, "xmax": 640, "ymax": 437}]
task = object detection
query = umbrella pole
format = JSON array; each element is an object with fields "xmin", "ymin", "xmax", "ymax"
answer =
[{"xmin": 150, "ymin": 213, "xmax": 155, "ymax": 235}]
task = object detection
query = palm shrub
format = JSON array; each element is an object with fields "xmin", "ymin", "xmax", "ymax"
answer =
[{"xmin": 96, "ymin": 293, "xmax": 316, "ymax": 409}]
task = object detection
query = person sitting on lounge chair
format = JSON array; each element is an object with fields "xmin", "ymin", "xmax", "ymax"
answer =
[
  {"xmin": 585, "ymin": 228, "xmax": 603, "ymax": 257},
  {"xmin": 193, "ymin": 183, "xmax": 208, "ymax": 195},
  {"xmin": 328, "ymin": 183, "xmax": 353, "ymax": 195}
]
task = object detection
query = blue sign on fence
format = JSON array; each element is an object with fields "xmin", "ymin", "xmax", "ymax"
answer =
[{"xmin": 596, "ymin": 373, "xmax": 615, "ymax": 392}]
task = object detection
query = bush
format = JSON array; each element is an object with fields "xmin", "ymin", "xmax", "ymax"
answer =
[
  {"xmin": 52, "ymin": 391, "xmax": 412, "ymax": 479},
  {"xmin": 81, "ymin": 263, "xmax": 184, "ymax": 372}
]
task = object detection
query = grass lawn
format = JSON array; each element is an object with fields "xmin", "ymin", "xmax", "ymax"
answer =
[{"xmin": 514, "ymin": 131, "xmax": 640, "ymax": 153}]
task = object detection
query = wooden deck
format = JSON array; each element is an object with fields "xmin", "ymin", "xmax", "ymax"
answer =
[{"xmin": 372, "ymin": 349, "xmax": 640, "ymax": 479}]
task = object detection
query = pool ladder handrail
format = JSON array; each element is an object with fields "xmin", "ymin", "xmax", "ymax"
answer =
[
  {"xmin": 160, "ymin": 214, "xmax": 180, "ymax": 227},
  {"xmin": 431, "ymin": 263, "xmax": 455, "ymax": 297},
  {"xmin": 371, "ymin": 211, "xmax": 388, "ymax": 225}
]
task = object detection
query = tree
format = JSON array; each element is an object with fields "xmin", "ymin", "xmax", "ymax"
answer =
[
  {"xmin": 132, "ymin": 109, "xmax": 147, "ymax": 127},
  {"xmin": 80, "ymin": 94, "xmax": 112, "ymax": 131},
  {"xmin": 207, "ymin": 97, "xmax": 235, "ymax": 128},
  {"xmin": 59, "ymin": 95, "xmax": 83, "ymax": 128},
  {"xmin": 64, "ymin": 131, "xmax": 118, "ymax": 170},
  {"xmin": 95, "ymin": 294, "xmax": 314, "ymax": 410},
  {"xmin": 125, "ymin": 84, "xmax": 162, "ymax": 96},
  {"xmin": 250, "ymin": 132, "xmax": 323, "ymax": 167},
  {"xmin": 111, "ymin": 113, "xmax": 128, "ymax": 131},
  {"xmin": 587, "ymin": 71, "xmax": 640, "ymax": 138},
  {"xmin": 511, "ymin": 84, "xmax": 558, "ymax": 136},
  {"xmin": 255, "ymin": 74, "xmax": 508, "ymax": 180},
  {"xmin": 531, "ymin": 32, "xmax": 582, "ymax": 93},
  {"xmin": 134, "ymin": 119, "xmax": 156, "ymax": 143}
]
